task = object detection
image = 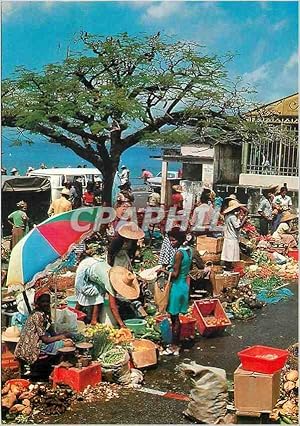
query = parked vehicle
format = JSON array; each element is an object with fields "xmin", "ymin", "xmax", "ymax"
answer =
[
  {"xmin": 29, "ymin": 168, "xmax": 102, "ymax": 201},
  {"xmin": 147, "ymin": 170, "xmax": 179, "ymax": 188}
]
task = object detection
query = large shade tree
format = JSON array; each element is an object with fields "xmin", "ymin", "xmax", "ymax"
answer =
[{"xmin": 2, "ymin": 32, "xmax": 254, "ymax": 204}]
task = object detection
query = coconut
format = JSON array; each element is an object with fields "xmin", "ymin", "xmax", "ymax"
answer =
[
  {"xmin": 286, "ymin": 370, "xmax": 298, "ymax": 382},
  {"xmin": 284, "ymin": 381, "xmax": 295, "ymax": 392}
]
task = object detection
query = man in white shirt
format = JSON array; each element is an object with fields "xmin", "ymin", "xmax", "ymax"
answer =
[{"xmin": 273, "ymin": 186, "xmax": 292, "ymax": 231}]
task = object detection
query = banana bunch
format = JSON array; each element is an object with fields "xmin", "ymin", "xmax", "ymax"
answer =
[{"xmin": 231, "ymin": 298, "xmax": 254, "ymax": 320}]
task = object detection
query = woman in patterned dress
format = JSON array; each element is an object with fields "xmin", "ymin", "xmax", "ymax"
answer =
[{"xmin": 15, "ymin": 288, "xmax": 74, "ymax": 366}]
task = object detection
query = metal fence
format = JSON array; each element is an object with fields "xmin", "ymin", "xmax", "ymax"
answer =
[{"xmin": 246, "ymin": 138, "xmax": 298, "ymax": 176}]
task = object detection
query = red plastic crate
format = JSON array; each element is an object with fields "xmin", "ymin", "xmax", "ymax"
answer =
[
  {"xmin": 52, "ymin": 361, "xmax": 101, "ymax": 392},
  {"xmin": 237, "ymin": 345, "xmax": 289, "ymax": 374},
  {"xmin": 192, "ymin": 299, "xmax": 231, "ymax": 337},
  {"xmin": 57, "ymin": 306, "xmax": 87, "ymax": 321},
  {"xmin": 179, "ymin": 315, "xmax": 196, "ymax": 340},
  {"xmin": 155, "ymin": 314, "xmax": 196, "ymax": 341}
]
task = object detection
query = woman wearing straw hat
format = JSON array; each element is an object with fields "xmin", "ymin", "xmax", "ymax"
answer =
[
  {"xmin": 7, "ymin": 201, "xmax": 29, "ymax": 249},
  {"xmin": 75, "ymin": 254, "xmax": 140, "ymax": 326},
  {"xmin": 221, "ymin": 200, "xmax": 248, "ymax": 271},
  {"xmin": 272, "ymin": 212, "xmax": 298, "ymax": 250},
  {"xmin": 107, "ymin": 222, "xmax": 145, "ymax": 270}
]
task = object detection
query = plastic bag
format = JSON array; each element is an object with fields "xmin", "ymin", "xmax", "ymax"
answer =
[
  {"xmin": 53, "ymin": 308, "xmax": 78, "ymax": 333},
  {"xmin": 154, "ymin": 273, "xmax": 171, "ymax": 314},
  {"xmin": 180, "ymin": 361, "xmax": 228, "ymax": 424}
]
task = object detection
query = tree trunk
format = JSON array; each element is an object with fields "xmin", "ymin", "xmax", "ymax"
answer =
[{"xmin": 101, "ymin": 161, "xmax": 119, "ymax": 206}]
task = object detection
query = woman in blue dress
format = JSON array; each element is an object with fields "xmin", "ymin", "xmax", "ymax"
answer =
[{"xmin": 164, "ymin": 228, "xmax": 192, "ymax": 355}]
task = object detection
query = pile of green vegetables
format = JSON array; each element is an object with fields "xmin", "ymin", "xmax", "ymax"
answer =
[
  {"xmin": 251, "ymin": 250, "xmax": 270, "ymax": 265},
  {"xmin": 251, "ymin": 276, "xmax": 284, "ymax": 298},
  {"xmin": 133, "ymin": 316, "xmax": 161, "ymax": 342}
]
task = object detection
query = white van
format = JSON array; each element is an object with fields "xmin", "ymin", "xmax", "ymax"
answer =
[{"xmin": 29, "ymin": 168, "xmax": 102, "ymax": 201}]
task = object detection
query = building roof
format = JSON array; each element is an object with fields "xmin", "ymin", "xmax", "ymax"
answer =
[{"xmin": 249, "ymin": 93, "xmax": 298, "ymax": 117}]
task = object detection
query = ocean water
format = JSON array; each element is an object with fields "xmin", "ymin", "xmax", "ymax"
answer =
[{"xmin": 1, "ymin": 131, "xmax": 178, "ymax": 179}]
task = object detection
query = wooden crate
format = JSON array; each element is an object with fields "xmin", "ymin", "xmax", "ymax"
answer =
[{"xmin": 196, "ymin": 236, "xmax": 223, "ymax": 254}]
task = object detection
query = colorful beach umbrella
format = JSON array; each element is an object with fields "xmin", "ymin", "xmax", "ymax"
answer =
[{"xmin": 6, "ymin": 207, "xmax": 100, "ymax": 288}]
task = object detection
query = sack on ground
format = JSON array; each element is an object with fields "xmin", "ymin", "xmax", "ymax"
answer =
[{"xmin": 179, "ymin": 362, "xmax": 228, "ymax": 424}]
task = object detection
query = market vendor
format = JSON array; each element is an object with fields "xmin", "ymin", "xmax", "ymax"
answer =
[
  {"xmin": 75, "ymin": 255, "xmax": 140, "ymax": 326},
  {"xmin": 107, "ymin": 222, "xmax": 144, "ymax": 270},
  {"xmin": 258, "ymin": 188, "xmax": 274, "ymax": 235},
  {"xmin": 272, "ymin": 212, "xmax": 298, "ymax": 250},
  {"xmin": 14, "ymin": 288, "xmax": 74, "ymax": 366},
  {"xmin": 221, "ymin": 200, "xmax": 248, "ymax": 271},
  {"xmin": 272, "ymin": 186, "xmax": 293, "ymax": 230},
  {"xmin": 8, "ymin": 201, "xmax": 29, "ymax": 249},
  {"xmin": 158, "ymin": 228, "xmax": 192, "ymax": 356}
]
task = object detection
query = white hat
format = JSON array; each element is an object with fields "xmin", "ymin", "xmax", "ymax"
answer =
[
  {"xmin": 2, "ymin": 326, "xmax": 20, "ymax": 342},
  {"xmin": 121, "ymin": 165, "xmax": 126, "ymax": 169},
  {"xmin": 223, "ymin": 200, "xmax": 246, "ymax": 214},
  {"xmin": 61, "ymin": 188, "xmax": 70, "ymax": 196},
  {"xmin": 10, "ymin": 168, "xmax": 18, "ymax": 173}
]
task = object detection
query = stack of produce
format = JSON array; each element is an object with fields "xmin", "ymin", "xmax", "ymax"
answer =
[
  {"xmin": 76, "ymin": 382, "xmax": 121, "ymax": 403},
  {"xmin": 133, "ymin": 247, "xmax": 159, "ymax": 272},
  {"xmin": 270, "ymin": 344, "xmax": 299, "ymax": 424},
  {"xmin": 219, "ymin": 284, "xmax": 264, "ymax": 320},
  {"xmin": 2, "ymin": 382, "xmax": 74, "ymax": 423},
  {"xmin": 245, "ymin": 259, "xmax": 298, "ymax": 281},
  {"xmin": 2, "ymin": 381, "xmax": 34, "ymax": 419},
  {"xmin": 133, "ymin": 316, "xmax": 161, "ymax": 342}
]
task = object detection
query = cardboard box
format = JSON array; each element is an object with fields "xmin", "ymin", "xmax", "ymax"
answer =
[
  {"xmin": 234, "ymin": 365, "xmax": 281, "ymax": 413},
  {"xmin": 196, "ymin": 236, "xmax": 223, "ymax": 254}
]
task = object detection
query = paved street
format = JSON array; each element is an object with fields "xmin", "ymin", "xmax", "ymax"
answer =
[{"xmin": 53, "ymin": 282, "xmax": 298, "ymax": 424}]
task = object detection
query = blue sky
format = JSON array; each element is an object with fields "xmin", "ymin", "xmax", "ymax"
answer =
[{"xmin": 2, "ymin": 0, "xmax": 298, "ymax": 104}]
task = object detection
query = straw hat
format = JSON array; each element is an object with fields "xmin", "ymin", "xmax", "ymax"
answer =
[
  {"xmin": 225, "ymin": 194, "xmax": 237, "ymax": 201},
  {"xmin": 280, "ymin": 212, "xmax": 298, "ymax": 223},
  {"xmin": 172, "ymin": 185, "xmax": 183, "ymax": 193},
  {"xmin": 2, "ymin": 326, "xmax": 20, "ymax": 343},
  {"xmin": 61, "ymin": 188, "xmax": 70, "ymax": 196},
  {"xmin": 109, "ymin": 266, "xmax": 140, "ymax": 300},
  {"xmin": 223, "ymin": 200, "xmax": 246, "ymax": 215},
  {"xmin": 118, "ymin": 222, "xmax": 145, "ymax": 240}
]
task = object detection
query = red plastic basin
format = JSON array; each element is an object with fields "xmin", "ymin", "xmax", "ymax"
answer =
[{"xmin": 238, "ymin": 345, "xmax": 289, "ymax": 374}]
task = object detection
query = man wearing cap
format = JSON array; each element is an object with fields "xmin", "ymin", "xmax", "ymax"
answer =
[
  {"xmin": 75, "ymin": 255, "xmax": 140, "ymax": 326},
  {"xmin": 47, "ymin": 188, "xmax": 72, "ymax": 216},
  {"xmin": 8, "ymin": 201, "xmax": 29, "ymax": 248}
]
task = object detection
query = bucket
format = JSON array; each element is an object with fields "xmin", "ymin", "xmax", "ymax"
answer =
[
  {"xmin": 66, "ymin": 296, "xmax": 77, "ymax": 308},
  {"xmin": 124, "ymin": 319, "xmax": 147, "ymax": 334}
]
